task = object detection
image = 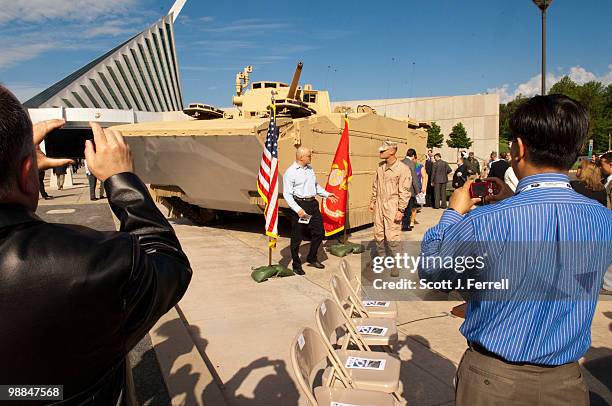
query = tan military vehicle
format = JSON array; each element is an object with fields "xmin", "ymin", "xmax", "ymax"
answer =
[{"xmin": 112, "ymin": 63, "xmax": 429, "ymax": 227}]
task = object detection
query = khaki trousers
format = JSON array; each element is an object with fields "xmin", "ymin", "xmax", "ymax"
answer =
[{"xmin": 456, "ymin": 348, "xmax": 589, "ymax": 406}]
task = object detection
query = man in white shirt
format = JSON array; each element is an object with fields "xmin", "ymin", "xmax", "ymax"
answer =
[{"xmin": 283, "ymin": 146, "xmax": 338, "ymax": 274}]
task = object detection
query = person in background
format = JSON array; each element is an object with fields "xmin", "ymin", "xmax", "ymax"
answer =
[
  {"xmin": 599, "ymin": 151, "xmax": 612, "ymax": 296},
  {"xmin": 504, "ymin": 165, "xmax": 519, "ymax": 192},
  {"xmin": 599, "ymin": 151, "xmax": 612, "ymax": 209},
  {"xmin": 38, "ymin": 170, "xmax": 52, "ymax": 200},
  {"xmin": 483, "ymin": 151, "xmax": 498, "ymax": 178},
  {"xmin": 570, "ymin": 161, "xmax": 607, "ymax": 206},
  {"xmin": 283, "ymin": 146, "xmax": 338, "ymax": 274},
  {"xmin": 401, "ymin": 148, "xmax": 421, "ymax": 231},
  {"xmin": 370, "ymin": 140, "xmax": 411, "ymax": 277},
  {"xmin": 85, "ymin": 159, "xmax": 105, "ymax": 201},
  {"xmin": 575, "ymin": 159, "xmax": 588, "ymax": 178},
  {"xmin": 431, "ymin": 153, "xmax": 452, "ymax": 209},
  {"xmin": 465, "ymin": 151, "xmax": 481, "ymax": 176},
  {"xmin": 489, "ymin": 151, "xmax": 510, "ymax": 180},
  {"xmin": 415, "ymin": 154, "xmax": 428, "ymax": 209},
  {"xmin": 53, "ymin": 164, "xmax": 67, "ymax": 190},
  {"xmin": 425, "ymin": 150, "xmax": 435, "ymax": 207},
  {"xmin": 452, "ymin": 157, "xmax": 475, "ymax": 189},
  {"xmin": 72, "ymin": 159, "xmax": 80, "ymax": 174}
]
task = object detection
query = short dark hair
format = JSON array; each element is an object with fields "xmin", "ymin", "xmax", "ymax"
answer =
[
  {"xmin": 509, "ymin": 94, "xmax": 589, "ymax": 170},
  {"xmin": 406, "ymin": 148, "xmax": 417, "ymax": 158},
  {"xmin": 0, "ymin": 85, "xmax": 33, "ymax": 196},
  {"xmin": 434, "ymin": 153, "xmax": 441, "ymax": 158},
  {"xmin": 601, "ymin": 151, "xmax": 612, "ymax": 164}
]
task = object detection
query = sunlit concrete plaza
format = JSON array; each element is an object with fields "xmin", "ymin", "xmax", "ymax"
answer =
[{"xmin": 36, "ymin": 173, "xmax": 612, "ymax": 405}]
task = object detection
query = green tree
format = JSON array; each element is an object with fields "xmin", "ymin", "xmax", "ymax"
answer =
[
  {"xmin": 499, "ymin": 95, "xmax": 526, "ymax": 153},
  {"xmin": 426, "ymin": 122, "xmax": 444, "ymax": 148},
  {"xmin": 549, "ymin": 76, "xmax": 579, "ymax": 100},
  {"xmin": 500, "ymin": 77, "xmax": 612, "ymax": 154},
  {"xmin": 549, "ymin": 77, "xmax": 611, "ymax": 152},
  {"xmin": 446, "ymin": 122, "xmax": 472, "ymax": 157}
]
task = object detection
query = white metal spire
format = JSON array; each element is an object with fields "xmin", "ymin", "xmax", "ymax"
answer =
[{"xmin": 168, "ymin": 0, "xmax": 187, "ymax": 23}]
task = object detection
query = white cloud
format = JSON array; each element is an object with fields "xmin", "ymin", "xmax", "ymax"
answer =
[
  {"xmin": 488, "ymin": 65, "xmax": 612, "ymax": 103},
  {"xmin": 0, "ymin": 0, "xmax": 137, "ymax": 24},
  {"xmin": 0, "ymin": 42, "xmax": 55, "ymax": 69},
  {"xmin": 83, "ymin": 19, "xmax": 140, "ymax": 38},
  {"xmin": 202, "ymin": 18, "xmax": 289, "ymax": 33},
  {"xmin": 2, "ymin": 82, "xmax": 47, "ymax": 102}
]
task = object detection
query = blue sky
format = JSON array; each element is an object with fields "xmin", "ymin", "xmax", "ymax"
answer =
[{"xmin": 1, "ymin": 0, "xmax": 611, "ymax": 107}]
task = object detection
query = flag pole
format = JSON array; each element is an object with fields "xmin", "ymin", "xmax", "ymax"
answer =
[
  {"xmin": 268, "ymin": 91, "xmax": 277, "ymax": 266},
  {"xmin": 343, "ymin": 112, "xmax": 349, "ymax": 244},
  {"xmin": 343, "ymin": 189, "xmax": 349, "ymax": 244}
]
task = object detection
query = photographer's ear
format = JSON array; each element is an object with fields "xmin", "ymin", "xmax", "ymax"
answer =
[
  {"xmin": 19, "ymin": 153, "xmax": 38, "ymax": 198},
  {"xmin": 511, "ymin": 138, "xmax": 526, "ymax": 162}
]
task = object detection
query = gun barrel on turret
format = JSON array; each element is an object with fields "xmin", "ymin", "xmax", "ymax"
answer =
[{"xmin": 287, "ymin": 62, "xmax": 303, "ymax": 100}]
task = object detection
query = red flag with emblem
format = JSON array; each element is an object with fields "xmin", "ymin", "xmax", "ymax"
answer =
[{"xmin": 322, "ymin": 118, "xmax": 352, "ymax": 236}]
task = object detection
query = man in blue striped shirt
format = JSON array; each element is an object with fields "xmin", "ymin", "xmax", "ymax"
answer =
[{"xmin": 420, "ymin": 95, "xmax": 612, "ymax": 406}]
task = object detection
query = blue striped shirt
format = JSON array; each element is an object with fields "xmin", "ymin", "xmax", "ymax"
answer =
[{"xmin": 420, "ymin": 173, "xmax": 612, "ymax": 365}]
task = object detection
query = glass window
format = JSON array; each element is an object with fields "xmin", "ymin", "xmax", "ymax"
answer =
[{"xmin": 303, "ymin": 93, "xmax": 317, "ymax": 103}]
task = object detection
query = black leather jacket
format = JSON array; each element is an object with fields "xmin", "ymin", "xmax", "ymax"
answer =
[{"xmin": 0, "ymin": 173, "xmax": 192, "ymax": 405}]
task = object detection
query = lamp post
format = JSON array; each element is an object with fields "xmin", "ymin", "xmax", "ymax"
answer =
[{"xmin": 533, "ymin": 0, "xmax": 553, "ymax": 95}]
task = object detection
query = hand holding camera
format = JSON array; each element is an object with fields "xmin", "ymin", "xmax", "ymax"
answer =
[
  {"xmin": 84, "ymin": 122, "xmax": 134, "ymax": 182},
  {"xmin": 450, "ymin": 177, "xmax": 514, "ymax": 215},
  {"xmin": 469, "ymin": 179, "xmax": 497, "ymax": 199}
]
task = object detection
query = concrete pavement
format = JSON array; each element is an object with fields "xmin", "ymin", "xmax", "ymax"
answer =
[{"xmin": 36, "ymin": 172, "xmax": 612, "ymax": 405}]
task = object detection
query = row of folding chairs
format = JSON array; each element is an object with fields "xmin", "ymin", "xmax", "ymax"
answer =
[{"xmin": 290, "ymin": 259, "xmax": 405, "ymax": 406}]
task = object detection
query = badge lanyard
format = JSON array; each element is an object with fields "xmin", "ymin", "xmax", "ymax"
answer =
[{"xmin": 517, "ymin": 181, "xmax": 572, "ymax": 194}]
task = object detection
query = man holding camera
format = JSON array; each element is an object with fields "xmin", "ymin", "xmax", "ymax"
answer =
[
  {"xmin": 0, "ymin": 85, "xmax": 192, "ymax": 404},
  {"xmin": 420, "ymin": 95, "xmax": 612, "ymax": 406}
]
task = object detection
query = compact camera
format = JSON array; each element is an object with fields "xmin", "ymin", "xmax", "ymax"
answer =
[{"xmin": 469, "ymin": 179, "xmax": 496, "ymax": 199}]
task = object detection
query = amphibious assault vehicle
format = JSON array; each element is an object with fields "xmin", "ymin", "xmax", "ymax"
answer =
[{"xmin": 112, "ymin": 63, "xmax": 429, "ymax": 227}]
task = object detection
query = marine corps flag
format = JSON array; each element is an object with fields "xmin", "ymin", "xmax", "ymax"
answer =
[{"xmin": 322, "ymin": 117, "xmax": 352, "ymax": 236}]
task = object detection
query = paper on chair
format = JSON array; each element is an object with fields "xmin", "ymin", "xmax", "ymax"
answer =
[
  {"xmin": 362, "ymin": 300, "xmax": 390, "ymax": 307},
  {"xmin": 345, "ymin": 356, "xmax": 386, "ymax": 370},
  {"xmin": 356, "ymin": 326, "xmax": 388, "ymax": 336}
]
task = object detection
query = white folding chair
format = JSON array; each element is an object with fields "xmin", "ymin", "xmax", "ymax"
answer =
[{"xmin": 290, "ymin": 327, "xmax": 396, "ymax": 406}]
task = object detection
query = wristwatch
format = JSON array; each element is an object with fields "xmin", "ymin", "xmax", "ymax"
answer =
[{"xmin": 398, "ymin": 208, "xmax": 405, "ymax": 213}]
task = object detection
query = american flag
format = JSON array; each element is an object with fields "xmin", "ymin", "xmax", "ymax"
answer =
[{"xmin": 257, "ymin": 107, "xmax": 279, "ymax": 245}]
